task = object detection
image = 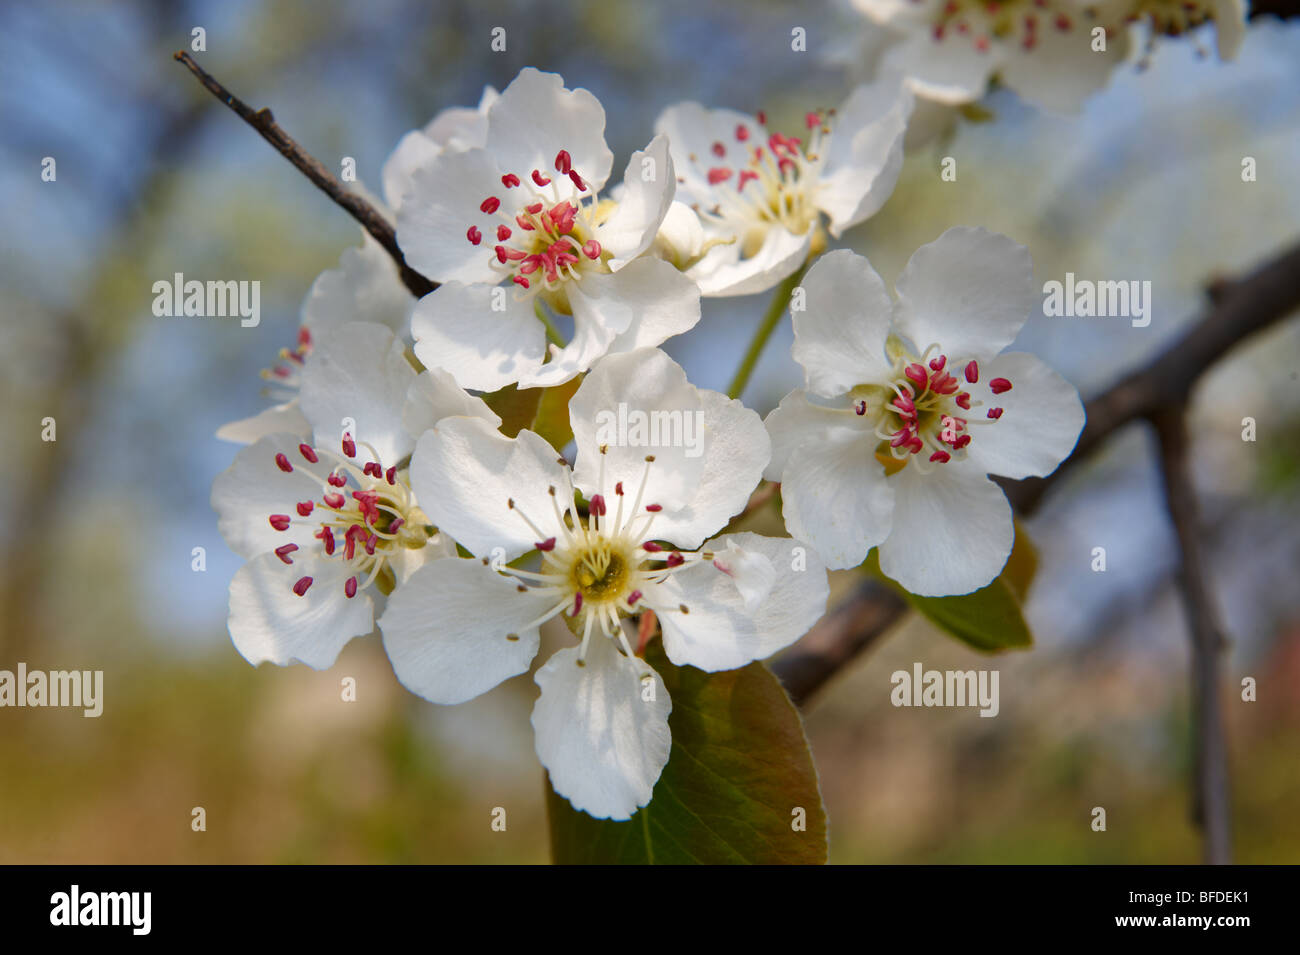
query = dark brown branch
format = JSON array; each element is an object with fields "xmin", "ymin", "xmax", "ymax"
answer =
[
  {"xmin": 172, "ymin": 51, "xmax": 436, "ymax": 299},
  {"xmin": 1152, "ymin": 408, "xmax": 1233, "ymax": 864},
  {"xmin": 1247, "ymin": 0, "xmax": 1300, "ymax": 19},
  {"xmin": 774, "ymin": 237, "xmax": 1300, "ymax": 703},
  {"xmin": 775, "ymin": 580, "xmax": 906, "ymax": 707}
]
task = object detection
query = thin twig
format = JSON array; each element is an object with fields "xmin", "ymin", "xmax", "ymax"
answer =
[
  {"xmin": 172, "ymin": 51, "xmax": 436, "ymax": 299},
  {"xmin": 1152, "ymin": 407, "xmax": 1233, "ymax": 864}
]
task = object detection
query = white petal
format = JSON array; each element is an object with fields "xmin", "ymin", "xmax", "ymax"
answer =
[
  {"xmin": 877, "ymin": 465, "xmax": 1014, "ymax": 596},
  {"xmin": 852, "ymin": 0, "xmax": 925, "ymax": 23},
  {"xmin": 518, "ymin": 258, "xmax": 703, "ymax": 390},
  {"xmin": 686, "ymin": 224, "xmax": 811, "ymax": 298},
  {"xmin": 410, "ymin": 281, "xmax": 547, "ymax": 393},
  {"xmin": 512, "ymin": 291, "xmax": 621, "ymax": 390},
  {"xmin": 216, "ymin": 400, "xmax": 311, "ymax": 446},
  {"xmin": 396, "ymin": 147, "xmax": 506, "ymax": 286},
  {"xmin": 568, "ymin": 347, "xmax": 705, "ymax": 512},
  {"xmin": 382, "ymin": 129, "xmax": 444, "ymax": 211},
  {"xmin": 301, "ymin": 234, "xmax": 414, "ymax": 336},
  {"xmin": 645, "ymin": 386, "xmax": 772, "ymax": 550},
  {"xmin": 816, "ymin": 79, "xmax": 912, "ymax": 236},
  {"xmin": 297, "ymin": 322, "xmax": 418, "ymax": 466},
  {"xmin": 485, "ymin": 68, "xmax": 614, "ymax": 197},
  {"xmin": 999, "ymin": 18, "xmax": 1129, "ymax": 113},
  {"xmin": 653, "ymin": 101, "xmax": 765, "ymax": 204},
  {"xmin": 763, "ymin": 389, "xmax": 858, "ymax": 482},
  {"xmin": 650, "ymin": 200, "xmax": 706, "ymax": 270},
  {"xmin": 379, "ymin": 557, "xmax": 551, "ymax": 705},
  {"xmin": 531, "ymin": 635, "xmax": 671, "ymax": 820},
  {"xmin": 882, "ymin": 31, "xmax": 999, "ymax": 105},
  {"xmin": 893, "ymin": 226, "xmax": 1035, "ymax": 362},
  {"xmin": 383, "ymin": 89, "xmax": 497, "ymax": 209},
  {"xmin": 778, "ymin": 426, "xmax": 894, "ymax": 569},
  {"xmin": 710, "ymin": 538, "xmax": 777, "ymax": 612},
  {"xmin": 1213, "ymin": 0, "xmax": 1246, "ymax": 60},
  {"xmin": 596, "ymin": 134, "xmax": 676, "ymax": 267},
  {"xmin": 402, "ymin": 367, "xmax": 501, "ymax": 440},
  {"xmin": 650, "ymin": 532, "xmax": 830, "ymax": 671},
  {"xmin": 964, "ymin": 352, "xmax": 1085, "ymax": 480},
  {"xmin": 903, "ymin": 97, "xmax": 961, "ymax": 150},
  {"xmin": 601, "ymin": 258, "xmax": 702, "ymax": 355},
  {"xmin": 387, "ymin": 531, "xmax": 456, "ymax": 586},
  {"xmin": 381, "ymin": 91, "xmax": 497, "ymax": 208},
  {"xmin": 408, "ymin": 416, "xmax": 571, "ymax": 561},
  {"xmin": 228, "ymin": 552, "xmax": 374, "ymax": 668},
  {"xmin": 423, "ymin": 85, "xmax": 497, "ymax": 146},
  {"xmin": 212, "ymin": 434, "xmax": 329, "ymax": 559},
  {"xmin": 792, "ymin": 249, "xmax": 895, "ymax": 398}
]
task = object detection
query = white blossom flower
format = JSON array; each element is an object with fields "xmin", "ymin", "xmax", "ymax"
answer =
[
  {"xmin": 212, "ymin": 321, "xmax": 499, "ymax": 668},
  {"xmin": 764, "ymin": 230, "xmax": 1085, "ymax": 596},
  {"xmin": 378, "ymin": 347, "xmax": 829, "ymax": 819},
  {"xmin": 651, "ymin": 80, "xmax": 912, "ymax": 297},
  {"xmin": 217, "ymin": 89, "xmax": 501, "ymax": 446},
  {"xmin": 397, "ymin": 68, "xmax": 700, "ymax": 392},
  {"xmin": 214, "ymin": 323, "xmax": 317, "ymax": 444},
  {"xmin": 215, "ymin": 235, "xmax": 417, "ymax": 445},
  {"xmin": 853, "ymin": 0, "xmax": 1133, "ymax": 113}
]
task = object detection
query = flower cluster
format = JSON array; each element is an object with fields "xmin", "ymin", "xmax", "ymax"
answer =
[
  {"xmin": 853, "ymin": 0, "xmax": 1246, "ymax": 113},
  {"xmin": 212, "ymin": 64, "xmax": 1098, "ymax": 818}
]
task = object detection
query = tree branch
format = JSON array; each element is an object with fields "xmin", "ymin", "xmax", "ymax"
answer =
[
  {"xmin": 172, "ymin": 51, "xmax": 436, "ymax": 299},
  {"xmin": 1005, "ymin": 239, "xmax": 1300, "ymax": 516},
  {"xmin": 1152, "ymin": 407, "xmax": 1233, "ymax": 864},
  {"xmin": 775, "ymin": 580, "xmax": 907, "ymax": 708}
]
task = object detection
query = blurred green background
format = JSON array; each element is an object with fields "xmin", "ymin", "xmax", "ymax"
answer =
[{"xmin": 1, "ymin": 0, "xmax": 1297, "ymax": 863}]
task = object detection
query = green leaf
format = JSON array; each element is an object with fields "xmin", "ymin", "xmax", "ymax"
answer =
[
  {"xmin": 481, "ymin": 375, "xmax": 582, "ymax": 453},
  {"xmin": 482, "ymin": 384, "xmax": 542, "ymax": 439},
  {"xmin": 957, "ymin": 102, "xmax": 996, "ymax": 124},
  {"xmin": 532, "ymin": 374, "xmax": 582, "ymax": 452},
  {"xmin": 546, "ymin": 641, "xmax": 827, "ymax": 864},
  {"xmin": 862, "ymin": 523, "xmax": 1037, "ymax": 653},
  {"xmin": 1001, "ymin": 518, "xmax": 1038, "ymax": 601}
]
